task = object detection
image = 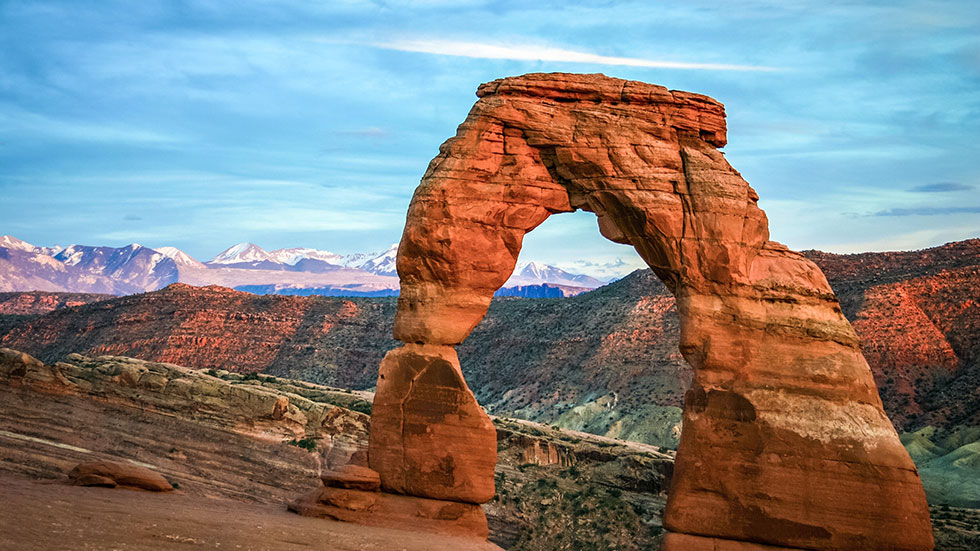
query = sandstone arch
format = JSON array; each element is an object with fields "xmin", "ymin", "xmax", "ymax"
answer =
[{"xmin": 368, "ymin": 73, "xmax": 933, "ymax": 550}]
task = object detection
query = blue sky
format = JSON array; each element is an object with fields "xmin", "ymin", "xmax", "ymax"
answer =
[{"xmin": 1, "ymin": 1, "xmax": 978, "ymax": 277}]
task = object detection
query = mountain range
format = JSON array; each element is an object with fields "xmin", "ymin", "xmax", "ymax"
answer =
[
  {"xmin": 2, "ymin": 238, "xmax": 977, "ymax": 449},
  {"xmin": 0, "ymin": 235, "xmax": 605, "ymax": 297}
]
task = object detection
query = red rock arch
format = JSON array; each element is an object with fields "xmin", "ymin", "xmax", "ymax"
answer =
[{"xmin": 368, "ymin": 73, "xmax": 933, "ymax": 550}]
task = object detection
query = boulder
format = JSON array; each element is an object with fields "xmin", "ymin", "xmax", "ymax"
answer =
[
  {"xmin": 369, "ymin": 344, "xmax": 496, "ymax": 504},
  {"xmin": 69, "ymin": 460, "xmax": 173, "ymax": 492}
]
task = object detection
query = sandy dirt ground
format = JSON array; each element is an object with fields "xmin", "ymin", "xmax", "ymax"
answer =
[{"xmin": 0, "ymin": 473, "xmax": 502, "ymax": 551}]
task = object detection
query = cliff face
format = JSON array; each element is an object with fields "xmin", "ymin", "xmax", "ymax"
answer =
[
  {"xmin": 1, "ymin": 239, "xmax": 977, "ymax": 443},
  {"xmin": 0, "ymin": 347, "xmax": 371, "ymax": 503},
  {"xmin": 806, "ymin": 240, "xmax": 980, "ymax": 431},
  {"xmin": 0, "ymin": 283, "xmax": 399, "ymax": 389}
]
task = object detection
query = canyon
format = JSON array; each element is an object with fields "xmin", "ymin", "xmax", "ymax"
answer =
[
  {"xmin": 1, "ymin": 348, "xmax": 976, "ymax": 550},
  {"xmin": 2, "ymin": 238, "xmax": 977, "ymax": 452}
]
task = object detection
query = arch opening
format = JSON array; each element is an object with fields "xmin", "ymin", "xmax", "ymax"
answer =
[
  {"xmin": 367, "ymin": 73, "xmax": 934, "ymax": 551},
  {"xmin": 504, "ymin": 208, "xmax": 645, "ymax": 285}
]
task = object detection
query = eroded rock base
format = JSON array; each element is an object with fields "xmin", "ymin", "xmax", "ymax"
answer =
[
  {"xmin": 289, "ymin": 463, "xmax": 490, "ymax": 541},
  {"xmin": 662, "ymin": 533, "xmax": 803, "ymax": 550},
  {"xmin": 289, "ymin": 488, "xmax": 489, "ymax": 540}
]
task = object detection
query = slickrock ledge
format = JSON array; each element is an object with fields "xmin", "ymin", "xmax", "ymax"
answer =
[{"xmin": 369, "ymin": 72, "xmax": 935, "ymax": 550}]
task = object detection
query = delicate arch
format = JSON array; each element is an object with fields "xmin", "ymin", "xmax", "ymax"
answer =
[{"xmin": 368, "ymin": 73, "xmax": 933, "ymax": 551}]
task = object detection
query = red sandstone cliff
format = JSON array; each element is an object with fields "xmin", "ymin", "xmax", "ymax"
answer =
[{"xmin": 0, "ymin": 291, "xmax": 111, "ymax": 315}]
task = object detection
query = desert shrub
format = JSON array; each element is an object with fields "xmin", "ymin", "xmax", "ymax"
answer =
[
  {"xmin": 346, "ymin": 400, "xmax": 372, "ymax": 415},
  {"xmin": 287, "ymin": 437, "xmax": 318, "ymax": 452},
  {"xmin": 535, "ymin": 478, "xmax": 557, "ymax": 491}
]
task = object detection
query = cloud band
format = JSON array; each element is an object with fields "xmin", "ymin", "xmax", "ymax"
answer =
[{"xmin": 372, "ymin": 39, "xmax": 779, "ymax": 72}]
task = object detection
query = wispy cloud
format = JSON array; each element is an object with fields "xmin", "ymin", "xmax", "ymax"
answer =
[
  {"xmin": 371, "ymin": 39, "xmax": 780, "ymax": 72},
  {"xmin": 907, "ymin": 182, "xmax": 974, "ymax": 193},
  {"xmin": 871, "ymin": 206, "xmax": 980, "ymax": 217},
  {"xmin": 0, "ymin": 105, "xmax": 183, "ymax": 145},
  {"xmin": 552, "ymin": 257, "xmax": 648, "ymax": 280}
]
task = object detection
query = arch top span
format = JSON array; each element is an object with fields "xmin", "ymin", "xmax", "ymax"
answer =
[
  {"xmin": 369, "ymin": 73, "xmax": 934, "ymax": 550},
  {"xmin": 395, "ymin": 72, "xmax": 767, "ymax": 346},
  {"xmin": 475, "ymin": 73, "xmax": 728, "ymax": 147}
]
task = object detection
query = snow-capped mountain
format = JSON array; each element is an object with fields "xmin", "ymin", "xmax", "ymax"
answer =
[
  {"xmin": 208, "ymin": 243, "xmax": 348, "ymax": 271},
  {"xmin": 505, "ymin": 261, "xmax": 605, "ymax": 288},
  {"xmin": 267, "ymin": 247, "xmax": 343, "ymax": 266},
  {"xmin": 0, "ymin": 235, "xmax": 38, "ymax": 253},
  {"xmin": 53, "ymin": 244, "xmax": 178, "ymax": 292},
  {"xmin": 206, "ymin": 241, "xmax": 399, "ymax": 276},
  {"xmin": 155, "ymin": 246, "xmax": 207, "ymax": 269},
  {"xmin": 209, "ymin": 242, "xmax": 275, "ymax": 265},
  {"xmin": 345, "ymin": 243, "xmax": 398, "ymax": 276},
  {"xmin": 0, "ymin": 240, "xmax": 176, "ymax": 294},
  {"xmin": 0, "ymin": 235, "xmax": 613, "ymax": 297}
]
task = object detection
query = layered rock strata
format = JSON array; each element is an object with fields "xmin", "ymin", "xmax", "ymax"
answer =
[
  {"xmin": 0, "ymin": 347, "xmax": 371, "ymax": 503},
  {"xmin": 371, "ymin": 73, "xmax": 934, "ymax": 550}
]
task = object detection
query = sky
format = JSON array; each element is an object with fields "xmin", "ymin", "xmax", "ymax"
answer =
[{"xmin": 1, "ymin": 0, "xmax": 978, "ymax": 278}]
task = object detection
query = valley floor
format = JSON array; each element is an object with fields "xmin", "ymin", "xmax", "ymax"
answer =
[{"xmin": 0, "ymin": 472, "xmax": 502, "ymax": 551}]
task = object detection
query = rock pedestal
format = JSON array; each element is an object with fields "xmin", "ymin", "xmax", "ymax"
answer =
[
  {"xmin": 368, "ymin": 344, "xmax": 496, "ymax": 503},
  {"xmin": 366, "ymin": 73, "xmax": 933, "ymax": 550}
]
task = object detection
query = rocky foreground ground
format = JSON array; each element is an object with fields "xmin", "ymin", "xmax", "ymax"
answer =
[
  {"xmin": 0, "ymin": 473, "xmax": 502, "ymax": 551},
  {"xmin": 1, "ymin": 348, "xmax": 978, "ymax": 550},
  {"xmin": 0, "ymin": 349, "xmax": 676, "ymax": 550}
]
